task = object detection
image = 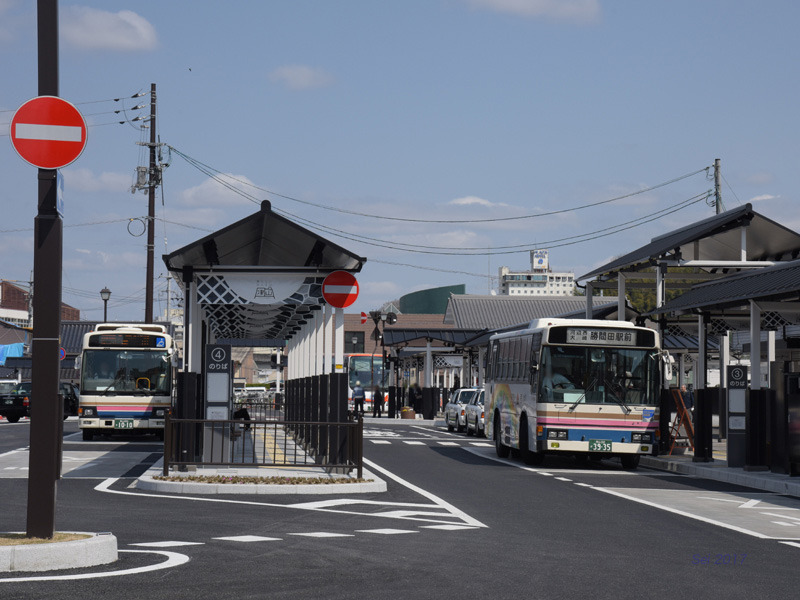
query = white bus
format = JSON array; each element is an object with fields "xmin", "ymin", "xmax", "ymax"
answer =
[
  {"xmin": 486, "ymin": 318, "xmax": 665, "ymax": 469},
  {"xmin": 77, "ymin": 323, "xmax": 175, "ymax": 441}
]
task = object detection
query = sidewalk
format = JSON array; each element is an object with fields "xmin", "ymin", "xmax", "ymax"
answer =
[{"xmin": 641, "ymin": 439, "xmax": 800, "ymax": 499}]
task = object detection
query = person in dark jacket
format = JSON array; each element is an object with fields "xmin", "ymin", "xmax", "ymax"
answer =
[
  {"xmin": 372, "ymin": 386, "xmax": 384, "ymax": 418},
  {"xmin": 409, "ymin": 382, "xmax": 423, "ymax": 414}
]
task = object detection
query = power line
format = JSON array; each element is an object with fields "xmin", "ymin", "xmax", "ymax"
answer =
[
  {"xmin": 272, "ymin": 191, "xmax": 711, "ymax": 256},
  {"xmin": 168, "ymin": 144, "xmax": 712, "ymax": 224}
]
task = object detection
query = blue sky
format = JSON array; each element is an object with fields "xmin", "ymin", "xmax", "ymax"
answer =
[{"xmin": 1, "ymin": 1, "xmax": 798, "ymax": 322}]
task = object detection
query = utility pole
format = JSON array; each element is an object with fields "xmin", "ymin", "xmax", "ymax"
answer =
[
  {"xmin": 714, "ymin": 158, "xmax": 722, "ymax": 214},
  {"xmin": 145, "ymin": 82, "xmax": 156, "ymax": 322}
]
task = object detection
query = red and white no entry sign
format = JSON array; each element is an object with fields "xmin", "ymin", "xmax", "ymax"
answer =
[
  {"xmin": 322, "ymin": 271, "xmax": 359, "ymax": 308},
  {"xmin": 10, "ymin": 96, "xmax": 88, "ymax": 169},
  {"xmin": 360, "ymin": 312, "xmax": 368, "ymax": 324}
]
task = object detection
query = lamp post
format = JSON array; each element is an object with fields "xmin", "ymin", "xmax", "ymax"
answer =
[{"xmin": 100, "ymin": 287, "xmax": 111, "ymax": 323}]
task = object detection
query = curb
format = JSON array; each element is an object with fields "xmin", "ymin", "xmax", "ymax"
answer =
[
  {"xmin": 135, "ymin": 468, "xmax": 387, "ymax": 495},
  {"xmin": 640, "ymin": 456, "xmax": 800, "ymax": 498},
  {"xmin": 0, "ymin": 532, "xmax": 118, "ymax": 573}
]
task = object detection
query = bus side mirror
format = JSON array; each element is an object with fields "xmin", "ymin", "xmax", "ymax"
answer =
[{"xmin": 530, "ymin": 361, "xmax": 538, "ymax": 372}]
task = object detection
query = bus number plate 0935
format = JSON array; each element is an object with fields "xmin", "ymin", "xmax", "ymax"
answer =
[
  {"xmin": 588, "ymin": 439, "xmax": 612, "ymax": 452},
  {"xmin": 114, "ymin": 419, "xmax": 134, "ymax": 429}
]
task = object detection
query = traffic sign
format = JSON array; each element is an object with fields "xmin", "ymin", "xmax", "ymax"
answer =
[
  {"xmin": 322, "ymin": 271, "xmax": 359, "ymax": 308},
  {"xmin": 10, "ymin": 96, "xmax": 87, "ymax": 169},
  {"xmin": 361, "ymin": 312, "xmax": 368, "ymax": 324},
  {"xmin": 59, "ymin": 347, "xmax": 66, "ymax": 361}
]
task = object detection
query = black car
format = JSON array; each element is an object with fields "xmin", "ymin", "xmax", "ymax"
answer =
[
  {"xmin": 0, "ymin": 381, "xmax": 31, "ymax": 423},
  {"xmin": 0, "ymin": 381, "xmax": 80, "ymax": 423}
]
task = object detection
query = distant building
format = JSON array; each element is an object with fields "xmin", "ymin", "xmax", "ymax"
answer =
[
  {"xmin": 498, "ymin": 250, "xmax": 575, "ymax": 296},
  {"xmin": 0, "ymin": 280, "xmax": 79, "ymax": 326}
]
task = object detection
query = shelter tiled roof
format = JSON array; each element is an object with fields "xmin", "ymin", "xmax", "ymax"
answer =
[{"xmin": 443, "ymin": 294, "xmax": 619, "ymax": 330}]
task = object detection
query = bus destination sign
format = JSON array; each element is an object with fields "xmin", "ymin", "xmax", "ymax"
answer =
[
  {"xmin": 90, "ymin": 333, "xmax": 166, "ymax": 348},
  {"xmin": 566, "ymin": 328, "xmax": 636, "ymax": 346}
]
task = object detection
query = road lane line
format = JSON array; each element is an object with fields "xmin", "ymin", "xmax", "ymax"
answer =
[{"xmin": 0, "ymin": 550, "xmax": 188, "ymax": 583}]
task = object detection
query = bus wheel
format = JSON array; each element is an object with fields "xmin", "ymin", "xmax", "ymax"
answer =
[
  {"xmin": 494, "ymin": 415, "xmax": 510, "ymax": 458},
  {"xmin": 621, "ymin": 455, "xmax": 640, "ymax": 470},
  {"xmin": 6, "ymin": 416, "xmax": 20, "ymax": 424},
  {"xmin": 519, "ymin": 417, "xmax": 543, "ymax": 465},
  {"xmin": 82, "ymin": 429, "xmax": 94, "ymax": 441}
]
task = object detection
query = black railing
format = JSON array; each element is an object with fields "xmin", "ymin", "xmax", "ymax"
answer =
[{"xmin": 163, "ymin": 413, "xmax": 363, "ymax": 478}]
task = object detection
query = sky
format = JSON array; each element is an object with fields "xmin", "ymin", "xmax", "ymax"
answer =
[{"xmin": 1, "ymin": 0, "xmax": 799, "ymax": 323}]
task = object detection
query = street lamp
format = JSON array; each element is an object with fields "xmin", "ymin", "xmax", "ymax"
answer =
[{"xmin": 100, "ymin": 287, "xmax": 111, "ymax": 323}]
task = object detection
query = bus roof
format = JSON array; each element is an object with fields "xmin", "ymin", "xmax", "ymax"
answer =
[{"xmin": 92, "ymin": 323, "xmax": 168, "ymax": 334}]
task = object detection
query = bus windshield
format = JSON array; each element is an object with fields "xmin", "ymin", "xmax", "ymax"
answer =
[
  {"xmin": 539, "ymin": 345, "xmax": 659, "ymax": 406},
  {"xmin": 348, "ymin": 356, "xmax": 388, "ymax": 390},
  {"xmin": 81, "ymin": 349, "xmax": 171, "ymax": 394}
]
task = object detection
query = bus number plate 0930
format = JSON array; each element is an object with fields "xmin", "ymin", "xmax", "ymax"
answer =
[
  {"xmin": 114, "ymin": 419, "xmax": 134, "ymax": 429},
  {"xmin": 588, "ymin": 439, "xmax": 612, "ymax": 452}
]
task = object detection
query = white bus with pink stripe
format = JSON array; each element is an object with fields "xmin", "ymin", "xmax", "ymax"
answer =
[
  {"xmin": 486, "ymin": 318, "xmax": 666, "ymax": 470},
  {"xmin": 77, "ymin": 323, "xmax": 175, "ymax": 441}
]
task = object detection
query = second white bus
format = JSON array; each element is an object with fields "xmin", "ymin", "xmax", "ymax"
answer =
[{"xmin": 486, "ymin": 318, "xmax": 665, "ymax": 469}]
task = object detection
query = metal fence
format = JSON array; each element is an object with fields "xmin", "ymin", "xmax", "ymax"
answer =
[{"xmin": 163, "ymin": 413, "xmax": 363, "ymax": 478}]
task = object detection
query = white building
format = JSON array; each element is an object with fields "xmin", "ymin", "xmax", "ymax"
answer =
[{"xmin": 498, "ymin": 250, "xmax": 575, "ymax": 296}]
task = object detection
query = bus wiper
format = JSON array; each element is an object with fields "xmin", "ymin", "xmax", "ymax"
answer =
[
  {"xmin": 569, "ymin": 377, "xmax": 597, "ymax": 411},
  {"xmin": 604, "ymin": 377, "xmax": 631, "ymax": 414}
]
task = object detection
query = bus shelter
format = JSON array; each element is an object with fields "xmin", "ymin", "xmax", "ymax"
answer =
[
  {"xmin": 162, "ymin": 200, "xmax": 367, "ymax": 468},
  {"xmin": 578, "ymin": 203, "xmax": 800, "ymax": 464}
]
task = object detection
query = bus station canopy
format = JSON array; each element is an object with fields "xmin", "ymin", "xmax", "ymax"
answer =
[
  {"xmin": 579, "ymin": 203, "xmax": 800, "ymax": 284},
  {"xmin": 163, "ymin": 200, "xmax": 366, "ymax": 342}
]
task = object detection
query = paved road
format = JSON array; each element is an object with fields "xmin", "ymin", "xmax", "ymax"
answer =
[{"xmin": 0, "ymin": 419, "xmax": 797, "ymax": 598}]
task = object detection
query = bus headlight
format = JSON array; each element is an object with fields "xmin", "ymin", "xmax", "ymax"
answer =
[
  {"xmin": 632, "ymin": 432, "xmax": 653, "ymax": 443},
  {"xmin": 152, "ymin": 408, "xmax": 167, "ymax": 418},
  {"xmin": 80, "ymin": 407, "xmax": 96, "ymax": 417},
  {"xmin": 548, "ymin": 429, "xmax": 568, "ymax": 440}
]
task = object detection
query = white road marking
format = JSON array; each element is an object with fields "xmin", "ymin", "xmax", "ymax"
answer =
[
  {"xmin": 288, "ymin": 532, "xmax": 354, "ymax": 538},
  {"xmin": 403, "ymin": 441, "xmax": 425, "ymax": 446},
  {"xmin": 593, "ymin": 487, "xmax": 772, "ymax": 539},
  {"xmin": 356, "ymin": 528, "xmax": 417, "ymax": 535},
  {"xmin": 371, "ymin": 440, "xmax": 392, "ymax": 445},
  {"xmin": 437, "ymin": 442, "xmax": 459, "ymax": 446},
  {"xmin": 362, "ymin": 457, "xmax": 487, "ymax": 528},
  {"xmin": 129, "ymin": 541, "xmax": 204, "ymax": 548},
  {"xmin": 420, "ymin": 524, "xmax": 480, "ymax": 531},
  {"xmin": 0, "ymin": 550, "xmax": 188, "ymax": 583},
  {"xmin": 213, "ymin": 535, "xmax": 281, "ymax": 542}
]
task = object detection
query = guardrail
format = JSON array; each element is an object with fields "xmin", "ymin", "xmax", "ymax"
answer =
[{"xmin": 163, "ymin": 413, "xmax": 363, "ymax": 478}]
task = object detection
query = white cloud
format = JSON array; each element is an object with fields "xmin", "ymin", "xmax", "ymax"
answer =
[
  {"xmin": 750, "ymin": 194, "xmax": 778, "ymax": 203},
  {"xmin": 63, "ymin": 167, "xmax": 130, "ymax": 193},
  {"xmin": 61, "ymin": 6, "xmax": 157, "ymax": 51},
  {"xmin": 448, "ymin": 195, "xmax": 509, "ymax": 208},
  {"xmin": 269, "ymin": 65, "xmax": 334, "ymax": 91},
  {"xmin": 178, "ymin": 176, "xmax": 259, "ymax": 209},
  {"xmin": 464, "ymin": 0, "xmax": 600, "ymax": 22}
]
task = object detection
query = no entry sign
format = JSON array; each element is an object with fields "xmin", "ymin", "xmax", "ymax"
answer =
[
  {"xmin": 322, "ymin": 271, "xmax": 359, "ymax": 308},
  {"xmin": 10, "ymin": 96, "xmax": 88, "ymax": 169}
]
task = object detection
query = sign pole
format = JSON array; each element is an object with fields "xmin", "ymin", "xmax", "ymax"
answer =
[{"xmin": 26, "ymin": 0, "xmax": 62, "ymax": 539}]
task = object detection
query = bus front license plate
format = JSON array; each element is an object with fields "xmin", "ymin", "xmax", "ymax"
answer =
[
  {"xmin": 114, "ymin": 419, "xmax": 134, "ymax": 429},
  {"xmin": 588, "ymin": 439, "xmax": 612, "ymax": 452}
]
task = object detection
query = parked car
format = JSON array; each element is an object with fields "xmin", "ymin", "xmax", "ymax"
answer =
[
  {"xmin": 0, "ymin": 381, "xmax": 80, "ymax": 423},
  {"xmin": 465, "ymin": 389, "xmax": 485, "ymax": 437},
  {"xmin": 444, "ymin": 388, "xmax": 479, "ymax": 433},
  {"xmin": 0, "ymin": 381, "xmax": 31, "ymax": 423}
]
